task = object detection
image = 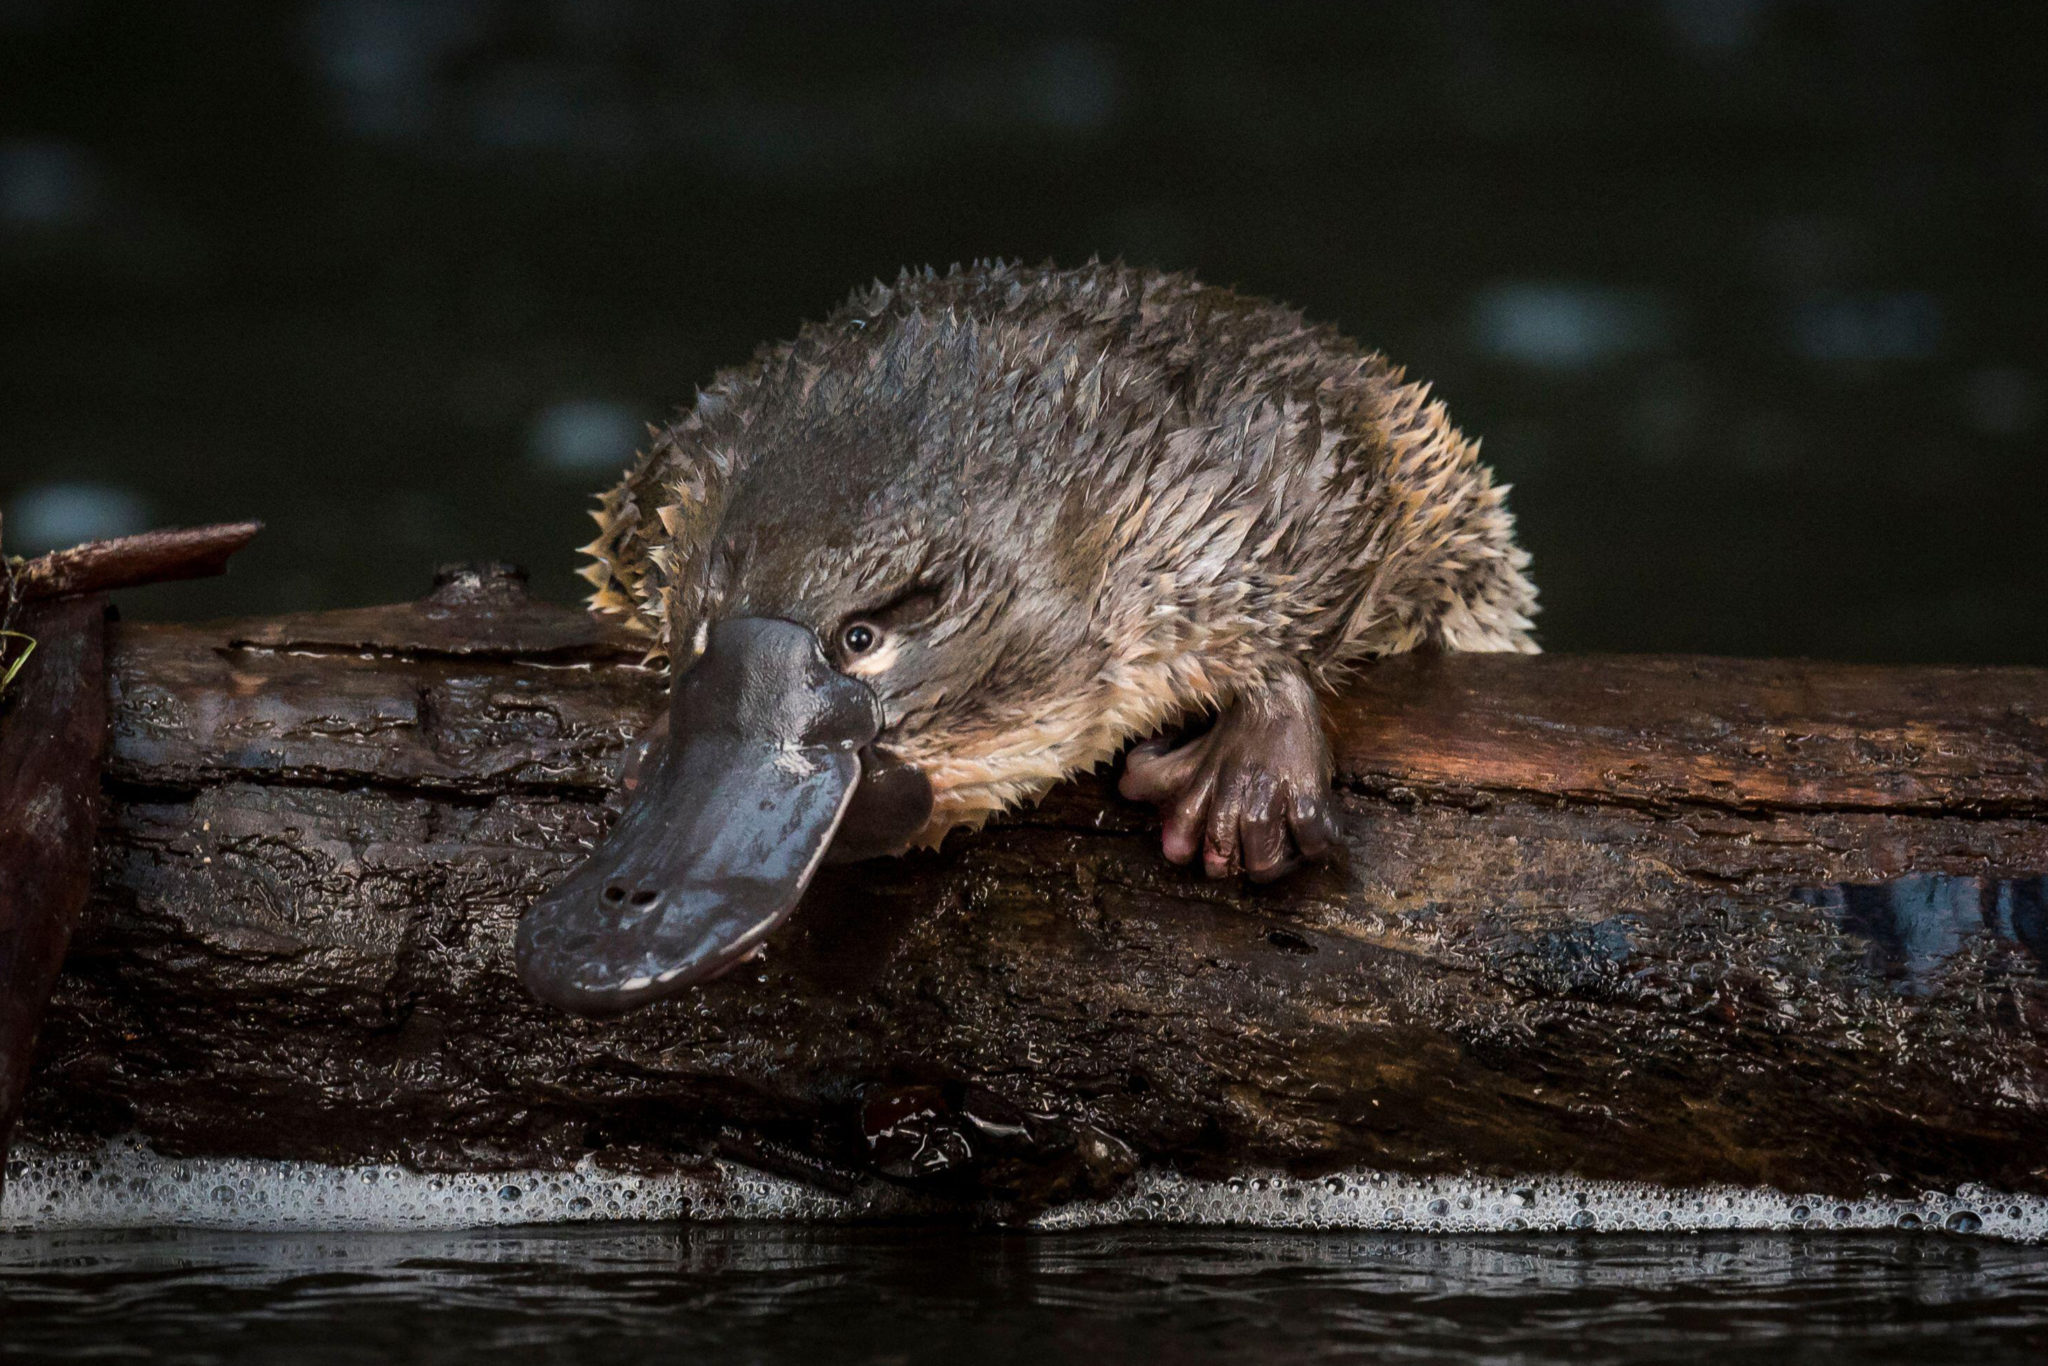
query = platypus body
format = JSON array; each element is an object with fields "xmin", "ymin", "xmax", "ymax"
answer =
[{"xmin": 518, "ymin": 261, "xmax": 1536, "ymax": 1015}]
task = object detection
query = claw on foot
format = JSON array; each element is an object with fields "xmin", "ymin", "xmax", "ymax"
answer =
[{"xmin": 1118, "ymin": 670, "xmax": 1340, "ymax": 881}]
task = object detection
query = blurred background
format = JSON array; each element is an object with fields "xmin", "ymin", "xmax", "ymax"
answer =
[{"xmin": 1, "ymin": 0, "xmax": 2042, "ymax": 661}]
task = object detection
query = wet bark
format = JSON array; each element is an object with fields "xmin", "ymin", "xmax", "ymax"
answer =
[
  {"xmin": 1, "ymin": 596, "xmax": 109, "ymax": 1200},
  {"xmin": 19, "ymin": 565, "xmax": 2048, "ymax": 1207}
]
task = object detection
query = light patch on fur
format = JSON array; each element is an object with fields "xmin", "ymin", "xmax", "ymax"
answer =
[
  {"xmin": 895, "ymin": 638, "xmax": 1243, "ymax": 844},
  {"xmin": 843, "ymin": 636, "xmax": 905, "ymax": 680}
]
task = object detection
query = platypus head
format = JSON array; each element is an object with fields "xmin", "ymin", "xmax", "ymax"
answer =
[{"xmin": 518, "ymin": 307, "xmax": 1116, "ymax": 1016}]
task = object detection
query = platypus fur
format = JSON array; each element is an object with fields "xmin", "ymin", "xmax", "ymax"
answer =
[{"xmin": 518, "ymin": 260, "xmax": 1536, "ymax": 1015}]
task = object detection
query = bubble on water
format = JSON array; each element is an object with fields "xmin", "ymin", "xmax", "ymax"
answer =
[
  {"xmin": 4, "ymin": 1137, "xmax": 2045, "ymax": 1243},
  {"xmin": 1031, "ymin": 1169, "xmax": 2048, "ymax": 1245},
  {"xmin": 0, "ymin": 1136, "xmax": 913, "ymax": 1233}
]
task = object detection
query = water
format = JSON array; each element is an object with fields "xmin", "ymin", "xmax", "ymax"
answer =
[
  {"xmin": 5, "ymin": 1145, "xmax": 2047, "ymax": 1362},
  {"xmin": 4, "ymin": 3, "xmax": 2045, "ymax": 663},
  {"xmin": 4, "ymin": 1224, "xmax": 2047, "ymax": 1365}
]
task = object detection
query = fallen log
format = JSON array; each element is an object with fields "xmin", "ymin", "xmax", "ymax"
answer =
[{"xmin": 17, "ymin": 564, "xmax": 2048, "ymax": 1208}]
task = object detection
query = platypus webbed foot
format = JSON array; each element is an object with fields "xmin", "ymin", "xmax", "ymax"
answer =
[{"xmin": 1118, "ymin": 668, "xmax": 1340, "ymax": 882}]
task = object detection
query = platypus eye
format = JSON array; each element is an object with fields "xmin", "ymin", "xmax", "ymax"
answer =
[{"xmin": 834, "ymin": 582, "xmax": 943, "ymax": 666}]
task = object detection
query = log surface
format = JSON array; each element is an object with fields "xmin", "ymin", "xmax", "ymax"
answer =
[{"xmin": 21, "ymin": 566, "xmax": 2048, "ymax": 1206}]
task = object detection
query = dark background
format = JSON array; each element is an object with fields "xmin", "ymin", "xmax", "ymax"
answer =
[{"xmin": 3, "ymin": 0, "xmax": 2043, "ymax": 662}]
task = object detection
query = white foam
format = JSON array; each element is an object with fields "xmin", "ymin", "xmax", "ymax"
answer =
[
  {"xmin": 7, "ymin": 1137, "xmax": 2045, "ymax": 1242},
  {"xmin": 1028, "ymin": 1168, "xmax": 2048, "ymax": 1243},
  {"xmin": 1, "ymin": 1137, "xmax": 909, "ymax": 1232}
]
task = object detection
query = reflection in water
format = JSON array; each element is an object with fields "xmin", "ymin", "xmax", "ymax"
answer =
[
  {"xmin": 1802, "ymin": 874, "xmax": 2048, "ymax": 992},
  {"xmin": 1, "ymin": 480, "xmax": 152, "ymax": 556},
  {"xmin": 2, "ymin": 1225, "xmax": 2045, "ymax": 1366}
]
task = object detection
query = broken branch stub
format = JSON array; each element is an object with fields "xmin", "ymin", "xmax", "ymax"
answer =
[{"xmin": 8, "ymin": 522, "xmax": 262, "ymax": 604}]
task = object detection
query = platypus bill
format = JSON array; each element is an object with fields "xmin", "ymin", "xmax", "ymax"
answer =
[{"xmin": 517, "ymin": 261, "xmax": 1537, "ymax": 1016}]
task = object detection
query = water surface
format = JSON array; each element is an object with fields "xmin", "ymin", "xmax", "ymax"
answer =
[{"xmin": 4, "ymin": 1225, "xmax": 2046, "ymax": 1365}]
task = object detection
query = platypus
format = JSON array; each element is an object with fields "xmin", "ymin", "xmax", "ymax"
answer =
[{"xmin": 517, "ymin": 261, "xmax": 1536, "ymax": 1015}]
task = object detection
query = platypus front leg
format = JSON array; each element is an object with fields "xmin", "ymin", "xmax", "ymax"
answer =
[{"xmin": 1118, "ymin": 665, "xmax": 1341, "ymax": 882}]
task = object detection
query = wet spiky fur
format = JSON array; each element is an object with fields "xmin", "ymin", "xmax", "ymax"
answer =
[{"xmin": 581, "ymin": 261, "xmax": 1536, "ymax": 844}]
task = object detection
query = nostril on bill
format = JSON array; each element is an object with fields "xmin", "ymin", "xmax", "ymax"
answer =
[
  {"xmin": 603, "ymin": 885, "xmax": 626, "ymax": 904},
  {"xmin": 629, "ymin": 889, "xmax": 657, "ymax": 907}
]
